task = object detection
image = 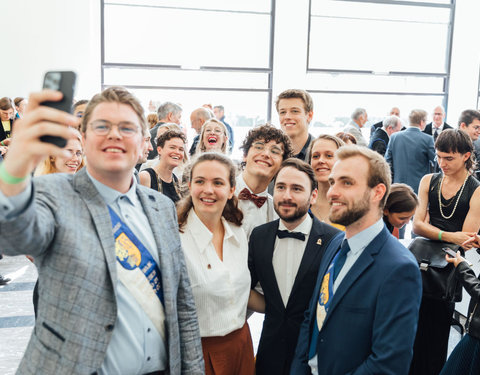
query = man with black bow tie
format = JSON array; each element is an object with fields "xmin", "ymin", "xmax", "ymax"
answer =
[
  {"xmin": 236, "ymin": 124, "xmax": 293, "ymax": 238},
  {"xmin": 248, "ymin": 158, "xmax": 340, "ymax": 375}
]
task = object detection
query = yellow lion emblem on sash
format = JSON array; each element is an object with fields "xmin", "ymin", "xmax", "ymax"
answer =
[{"xmin": 115, "ymin": 232, "xmax": 141, "ymax": 268}]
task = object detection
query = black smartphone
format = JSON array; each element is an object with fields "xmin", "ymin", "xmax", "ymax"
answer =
[
  {"xmin": 442, "ymin": 247, "xmax": 458, "ymax": 258},
  {"xmin": 40, "ymin": 71, "xmax": 77, "ymax": 148}
]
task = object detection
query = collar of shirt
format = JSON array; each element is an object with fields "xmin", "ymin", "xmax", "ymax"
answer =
[
  {"xmin": 433, "ymin": 123, "xmax": 444, "ymax": 132},
  {"xmin": 278, "ymin": 214, "xmax": 313, "ymax": 236},
  {"xmin": 236, "ymin": 173, "xmax": 269, "ymax": 197},
  {"xmin": 296, "ymin": 133, "xmax": 313, "ymax": 160},
  {"xmin": 345, "ymin": 218, "xmax": 384, "ymax": 256},
  {"xmin": 86, "ymin": 170, "xmax": 137, "ymax": 207},
  {"xmin": 186, "ymin": 208, "xmax": 241, "ymax": 254}
]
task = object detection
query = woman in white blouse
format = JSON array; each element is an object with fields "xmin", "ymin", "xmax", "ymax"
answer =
[{"xmin": 177, "ymin": 152, "xmax": 260, "ymax": 375}]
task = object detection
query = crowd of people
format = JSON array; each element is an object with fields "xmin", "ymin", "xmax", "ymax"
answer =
[{"xmin": 1, "ymin": 86, "xmax": 480, "ymax": 375}]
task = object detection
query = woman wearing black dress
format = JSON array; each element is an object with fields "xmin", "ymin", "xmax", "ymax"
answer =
[{"xmin": 411, "ymin": 129, "xmax": 480, "ymax": 375}]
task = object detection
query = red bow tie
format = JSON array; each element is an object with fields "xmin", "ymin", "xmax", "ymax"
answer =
[{"xmin": 238, "ymin": 188, "xmax": 267, "ymax": 208}]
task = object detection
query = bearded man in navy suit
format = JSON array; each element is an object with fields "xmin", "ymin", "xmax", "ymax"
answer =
[{"xmin": 291, "ymin": 146, "xmax": 422, "ymax": 375}]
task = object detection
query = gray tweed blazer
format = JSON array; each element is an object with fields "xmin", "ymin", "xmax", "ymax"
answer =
[{"xmin": 0, "ymin": 168, "xmax": 204, "ymax": 375}]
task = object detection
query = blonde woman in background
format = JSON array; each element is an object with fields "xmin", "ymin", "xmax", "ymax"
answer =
[
  {"xmin": 35, "ymin": 128, "xmax": 85, "ymax": 175},
  {"xmin": 195, "ymin": 118, "xmax": 229, "ymax": 155},
  {"xmin": 309, "ymin": 134, "xmax": 345, "ymax": 230}
]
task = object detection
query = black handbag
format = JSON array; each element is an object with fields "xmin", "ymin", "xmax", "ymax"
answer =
[{"xmin": 408, "ymin": 237, "xmax": 463, "ymax": 302}]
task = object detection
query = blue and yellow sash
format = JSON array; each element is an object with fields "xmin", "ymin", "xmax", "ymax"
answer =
[
  {"xmin": 308, "ymin": 251, "xmax": 341, "ymax": 359},
  {"xmin": 108, "ymin": 206, "xmax": 166, "ymax": 338}
]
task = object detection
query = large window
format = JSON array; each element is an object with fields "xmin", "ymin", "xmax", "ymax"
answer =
[
  {"xmin": 307, "ymin": 0, "xmax": 455, "ymax": 131},
  {"xmin": 102, "ymin": 0, "xmax": 274, "ymax": 158}
]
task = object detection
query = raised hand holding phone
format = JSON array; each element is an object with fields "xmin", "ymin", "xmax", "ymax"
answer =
[{"xmin": 40, "ymin": 71, "xmax": 77, "ymax": 147}]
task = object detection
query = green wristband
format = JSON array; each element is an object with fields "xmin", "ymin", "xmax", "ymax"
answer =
[
  {"xmin": 438, "ymin": 230, "xmax": 444, "ymax": 241},
  {"xmin": 0, "ymin": 163, "xmax": 27, "ymax": 184},
  {"xmin": 0, "ymin": 141, "xmax": 5, "ymax": 146}
]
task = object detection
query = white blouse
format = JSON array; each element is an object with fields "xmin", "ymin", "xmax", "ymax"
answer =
[{"xmin": 179, "ymin": 209, "xmax": 251, "ymax": 337}]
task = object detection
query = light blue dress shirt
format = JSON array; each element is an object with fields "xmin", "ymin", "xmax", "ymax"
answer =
[
  {"xmin": 0, "ymin": 171, "xmax": 167, "ymax": 374},
  {"xmin": 333, "ymin": 218, "xmax": 384, "ymax": 293}
]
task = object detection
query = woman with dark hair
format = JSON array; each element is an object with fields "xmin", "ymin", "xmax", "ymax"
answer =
[
  {"xmin": 410, "ymin": 129, "xmax": 480, "ymax": 375},
  {"xmin": 177, "ymin": 152, "xmax": 259, "ymax": 375},
  {"xmin": 139, "ymin": 129, "xmax": 186, "ymax": 203},
  {"xmin": 383, "ymin": 183, "xmax": 418, "ymax": 238},
  {"xmin": 309, "ymin": 134, "xmax": 345, "ymax": 230}
]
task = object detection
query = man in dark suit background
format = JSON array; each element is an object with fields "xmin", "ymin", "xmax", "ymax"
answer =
[
  {"xmin": 291, "ymin": 146, "xmax": 422, "ymax": 375},
  {"xmin": 423, "ymin": 105, "xmax": 452, "ymax": 140},
  {"xmin": 385, "ymin": 109, "xmax": 435, "ymax": 194},
  {"xmin": 249, "ymin": 158, "xmax": 340, "ymax": 375},
  {"xmin": 369, "ymin": 115, "xmax": 402, "ymax": 156},
  {"xmin": 370, "ymin": 106, "xmax": 400, "ymax": 136}
]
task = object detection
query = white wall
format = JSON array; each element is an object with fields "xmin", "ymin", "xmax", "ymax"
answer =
[
  {"xmin": 446, "ymin": 0, "xmax": 480, "ymax": 125},
  {"xmin": 2, "ymin": 0, "xmax": 480, "ymax": 121},
  {"xmin": 1, "ymin": 0, "xmax": 101, "ymax": 100}
]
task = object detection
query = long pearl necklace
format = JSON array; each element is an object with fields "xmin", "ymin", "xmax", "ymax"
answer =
[{"xmin": 438, "ymin": 172, "xmax": 469, "ymax": 220}]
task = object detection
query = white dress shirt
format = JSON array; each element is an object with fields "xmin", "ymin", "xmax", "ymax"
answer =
[
  {"xmin": 273, "ymin": 215, "xmax": 313, "ymax": 306},
  {"xmin": 180, "ymin": 208, "xmax": 251, "ymax": 337},
  {"xmin": 236, "ymin": 174, "xmax": 278, "ymax": 239}
]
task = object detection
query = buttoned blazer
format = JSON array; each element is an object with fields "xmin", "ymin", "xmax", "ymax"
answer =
[
  {"xmin": 423, "ymin": 122, "xmax": 452, "ymax": 136},
  {"xmin": 368, "ymin": 127, "xmax": 389, "ymax": 156},
  {"xmin": 248, "ymin": 216, "xmax": 340, "ymax": 375},
  {"xmin": 290, "ymin": 226, "xmax": 422, "ymax": 375},
  {"xmin": 385, "ymin": 127, "xmax": 435, "ymax": 194},
  {"xmin": 0, "ymin": 168, "xmax": 204, "ymax": 375}
]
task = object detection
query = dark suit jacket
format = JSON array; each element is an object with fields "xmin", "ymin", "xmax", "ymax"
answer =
[
  {"xmin": 249, "ymin": 216, "xmax": 340, "ymax": 375},
  {"xmin": 385, "ymin": 127, "xmax": 435, "ymax": 194},
  {"xmin": 423, "ymin": 122, "xmax": 452, "ymax": 136},
  {"xmin": 290, "ymin": 226, "xmax": 422, "ymax": 375},
  {"xmin": 0, "ymin": 118, "xmax": 14, "ymax": 141},
  {"xmin": 368, "ymin": 127, "xmax": 389, "ymax": 156}
]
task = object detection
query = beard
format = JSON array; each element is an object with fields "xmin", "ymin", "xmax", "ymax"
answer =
[
  {"xmin": 274, "ymin": 199, "xmax": 311, "ymax": 223},
  {"xmin": 329, "ymin": 190, "xmax": 371, "ymax": 227}
]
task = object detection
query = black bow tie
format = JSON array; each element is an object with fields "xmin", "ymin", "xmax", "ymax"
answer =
[{"xmin": 277, "ymin": 229, "xmax": 306, "ymax": 241}]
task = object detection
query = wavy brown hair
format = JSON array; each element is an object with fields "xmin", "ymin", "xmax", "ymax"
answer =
[{"xmin": 177, "ymin": 152, "xmax": 243, "ymax": 232}]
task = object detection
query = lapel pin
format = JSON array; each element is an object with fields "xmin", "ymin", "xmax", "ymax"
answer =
[{"xmin": 316, "ymin": 238, "xmax": 322, "ymax": 245}]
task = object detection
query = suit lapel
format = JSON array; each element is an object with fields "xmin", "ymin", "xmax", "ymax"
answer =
[
  {"xmin": 288, "ymin": 218, "xmax": 324, "ymax": 305},
  {"xmin": 262, "ymin": 220, "xmax": 285, "ymax": 310},
  {"xmin": 73, "ymin": 169, "xmax": 118, "ymax": 288},
  {"xmin": 323, "ymin": 228, "xmax": 389, "ymax": 326}
]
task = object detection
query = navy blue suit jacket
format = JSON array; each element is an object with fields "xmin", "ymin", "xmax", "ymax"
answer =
[
  {"xmin": 385, "ymin": 127, "xmax": 435, "ymax": 194},
  {"xmin": 290, "ymin": 226, "xmax": 422, "ymax": 375}
]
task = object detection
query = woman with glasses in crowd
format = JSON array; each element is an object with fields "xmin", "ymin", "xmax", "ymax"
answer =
[{"xmin": 195, "ymin": 119, "xmax": 229, "ymax": 155}]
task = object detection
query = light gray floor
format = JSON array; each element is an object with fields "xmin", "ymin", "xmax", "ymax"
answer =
[{"xmin": 0, "ymin": 253, "xmax": 463, "ymax": 374}]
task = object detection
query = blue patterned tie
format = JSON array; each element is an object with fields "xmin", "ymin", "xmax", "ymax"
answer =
[{"xmin": 333, "ymin": 240, "xmax": 350, "ymax": 281}]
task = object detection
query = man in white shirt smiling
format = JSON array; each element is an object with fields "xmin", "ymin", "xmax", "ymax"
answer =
[
  {"xmin": 291, "ymin": 146, "xmax": 422, "ymax": 375},
  {"xmin": 237, "ymin": 124, "xmax": 293, "ymax": 238},
  {"xmin": 248, "ymin": 158, "xmax": 340, "ymax": 375},
  {"xmin": 0, "ymin": 87, "xmax": 203, "ymax": 374}
]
